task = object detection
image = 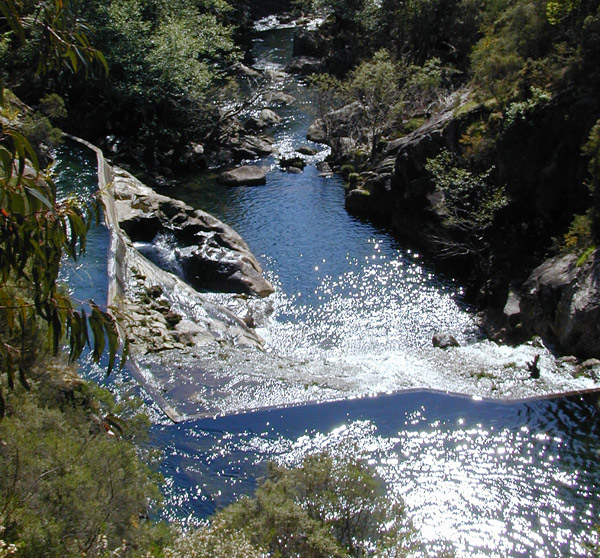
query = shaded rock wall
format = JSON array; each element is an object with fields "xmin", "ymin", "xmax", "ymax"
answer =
[{"xmin": 512, "ymin": 251, "xmax": 600, "ymax": 358}]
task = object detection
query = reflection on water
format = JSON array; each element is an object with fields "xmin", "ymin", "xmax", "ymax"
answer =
[
  {"xmin": 54, "ymin": 21, "xmax": 600, "ymax": 558},
  {"xmin": 55, "ymin": 143, "xmax": 110, "ymax": 306},
  {"xmin": 153, "ymin": 390, "xmax": 600, "ymax": 557}
]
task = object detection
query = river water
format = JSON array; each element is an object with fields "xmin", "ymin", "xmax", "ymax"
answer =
[{"xmin": 55, "ymin": 17, "xmax": 600, "ymax": 558}]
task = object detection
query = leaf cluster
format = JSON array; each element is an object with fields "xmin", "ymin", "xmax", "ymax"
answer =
[
  {"xmin": 0, "ymin": 111, "xmax": 127, "ymax": 409},
  {"xmin": 0, "ymin": 376, "xmax": 166, "ymax": 558},
  {"xmin": 172, "ymin": 451, "xmax": 419, "ymax": 558},
  {"xmin": 0, "ymin": 0, "xmax": 108, "ymax": 78}
]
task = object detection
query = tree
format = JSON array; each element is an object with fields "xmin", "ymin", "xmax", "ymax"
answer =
[
  {"xmin": 0, "ymin": 0, "xmax": 124, "ymax": 413},
  {"xmin": 425, "ymin": 149, "xmax": 508, "ymax": 269},
  {"xmin": 582, "ymin": 118, "xmax": 600, "ymax": 239},
  {"xmin": 170, "ymin": 451, "xmax": 418, "ymax": 558},
  {"xmin": 345, "ymin": 50, "xmax": 403, "ymax": 160}
]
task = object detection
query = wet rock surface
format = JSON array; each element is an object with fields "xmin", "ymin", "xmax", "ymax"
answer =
[
  {"xmin": 113, "ymin": 167, "xmax": 274, "ymax": 297},
  {"xmin": 516, "ymin": 250, "xmax": 600, "ymax": 358},
  {"xmin": 218, "ymin": 165, "xmax": 269, "ymax": 186}
]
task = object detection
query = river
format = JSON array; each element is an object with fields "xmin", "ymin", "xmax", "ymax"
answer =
[{"xmin": 55, "ymin": 16, "xmax": 600, "ymax": 558}]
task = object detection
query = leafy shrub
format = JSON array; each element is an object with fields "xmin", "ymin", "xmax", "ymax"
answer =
[
  {"xmin": 0, "ymin": 381, "xmax": 165, "ymax": 558},
  {"xmin": 172, "ymin": 452, "xmax": 418, "ymax": 558},
  {"xmin": 426, "ymin": 149, "xmax": 507, "ymax": 229},
  {"xmin": 502, "ymin": 86, "xmax": 551, "ymax": 130},
  {"xmin": 564, "ymin": 212, "xmax": 594, "ymax": 252},
  {"xmin": 425, "ymin": 149, "xmax": 508, "ymax": 264}
]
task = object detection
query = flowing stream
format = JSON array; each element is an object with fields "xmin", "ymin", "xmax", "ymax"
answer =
[{"xmin": 55, "ymin": 17, "xmax": 600, "ymax": 557}]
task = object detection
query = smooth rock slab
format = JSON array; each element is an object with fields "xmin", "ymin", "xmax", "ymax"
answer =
[
  {"xmin": 218, "ymin": 165, "xmax": 268, "ymax": 186},
  {"xmin": 113, "ymin": 167, "xmax": 274, "ymax": 297}
]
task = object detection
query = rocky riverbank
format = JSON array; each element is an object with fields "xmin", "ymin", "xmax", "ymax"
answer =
[
  {"xmin": 305, "ymin": 83, "xmax": 600, "ymax": 361},
  {"xmin": 92, "ymin": 147, "xmax": 279, "ymax": 420}
]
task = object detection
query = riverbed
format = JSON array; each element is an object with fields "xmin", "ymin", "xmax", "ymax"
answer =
[{"xmin": 55, "ymin": 15, "xmax": 600, "ymax": 558}]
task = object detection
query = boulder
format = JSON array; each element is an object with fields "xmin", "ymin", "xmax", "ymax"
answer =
[
  {"xmin": 297, "ymin": 145, "xmax": 318, "ymax": 156},
  {"xmin": 259, "ymin": 108, "xmax": 281, "ymax": 127},
  {"xmin": 234, "ymin": 136, "xmax": 276, "ymax": 159},
  {"xmin": 179, "ymin": 142, "xmax": 206, "ymax": 168},
  {"xmin": 280, "ymin": 156, "xmax": 306, "ymax": 171},
  {"xmin": 264, "ymin": 91, "xmax": 295, "ymax": 106},
  {"xmin": 244, "ymin": 109, "xmax": 281, "ymax": 131},
  {"xmin": 432, "ymin": 333, "xmax": 460, "ymax": 349},
  {"xmin": 285, "ymin": 56, "xmax": 324, "ymax": 75},
  {"xmin": 345, "ymin": 188, "xmax": 370, "ymax": 215},
  {"xmin": 177, "ymin": 244, "xmax": 275, "ymax": 297},
  {"xmin": 307, "ymin": 119, "xmax": 327, "ymax": 143},
  {"xmin": 218, "ymin": 165, "xmax": 268, "ymax": 186},
  {"xmin": 112, "ymin": 168, "xmax": 274, "ymax": 298},
  {"xmin": 316, "ymin": 161, "xmax": 332, "ymax": 175},
  {"xmin": 231, "ymin": 62, "xmax": 261, "ymax": 78},
  {"xmin": 519, "ymin": 250, "xmax": 600, "ymax": 358},
  {"xmin": 307, "ymin": 102, "xmax": 363, "ymax": 146}
]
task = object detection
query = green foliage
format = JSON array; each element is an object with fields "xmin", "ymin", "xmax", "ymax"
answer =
[
  {"xmin": 173, "ymin": 452, "xmax": 418, "ymax": 558},
  {"xmin": 68, "ymin": 0, "xmax": 240, "ymax": 167},
  {"xmin": 563, "ymin": 212, "xmax": 594, "ymax": 252},
  {"xmin": 0, "ymin": 378, "xmax": 166, "ymax": 558},
  {"xmin": 546, "ymin": 0, "xmax": 579, "ymax": 24},
  {"xmin": 345, "ymin": 50, "xmax": 404, "ymax": 159},
  {"xmin": 469, "ymin": 0, "xmax": 578, "ymax": 109},
  {"xmin": 39, "ymin": 93, "xmax": 67, "ymax": 120},
  {"xmin": 402, "ymin": 57, "xmax": 451, "ymax": 115},
  {"xmin": 0, "ymin": 0, "xmax": 108, "ymax": 77},
  {"xmin": 425, "ymin": 149, "xmax": 508, "ymax": 260},
  {"xmin": 0, "ymin": 103, "xmax": 126, "ymax": 400},
  {"xmin": 582, "ymin": 118, "xmax": 600, "ymax": 239},
  {"xmin": 503, "ymin": 86, "xmax": 551, "ymax": 130},
  {"xmin": 165, "ymin": 518, "xmax": 263, "ymax": 558},
  {"xmin": 426, "ymin": 150, "xmax": 507, "ymax": 228},
  {"xmin": 0, "ymin": 0, "xmax": 126, "ymax": 409}
]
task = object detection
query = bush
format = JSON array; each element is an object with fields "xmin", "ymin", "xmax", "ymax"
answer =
[
  {"xmin": 0, "ymin": 378, "xmax": 166, "ymax": 558},
  {"xmin": 171, "ymin": 452, "xmax": 418, "ymax": 558}
]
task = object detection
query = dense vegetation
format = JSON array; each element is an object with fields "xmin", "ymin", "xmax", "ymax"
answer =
[
  {"xmin": 2, "ymin": 0, "xmax": 600, "ymax": 555},
  {"xmin": 305, "ymin": 0, "xmax": 600, "ymax": 300}
]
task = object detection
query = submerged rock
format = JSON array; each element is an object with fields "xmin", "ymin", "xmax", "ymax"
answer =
[
  {"xmin": 113, "ymin": 167, "xmax": 274, "ymax": 297},
  {"xmin": 297, "ymin": 145, "xmax": 318, "ymax": 156},
  {"xmin": 218, "ymin": 165, "xmax": 269, "ymax": 186}
]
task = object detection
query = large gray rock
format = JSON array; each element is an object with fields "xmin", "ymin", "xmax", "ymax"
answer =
[
  {"xmin": 233, "ymin": 136, "xmax": 276, "ymax": 159},
  {"xmin": 285, "ymin": 56, "xmax": 324, "ymax": 75},
  {"xmin": 113, "ymin": 168, "xmax": 274, "ymax": 297},
  {"xmin": 519, "ymin": 251, "xmax": 600, "ymax": 358},
  {"xmin": 218, "ymin": 165, "xmax": 268, "ymax": 186},
  {"xmin": 432, "ymin": 332, "xmax": 460, "ymax": 349},
  {"xmin": 307, "ymin": 102, "xmax": 363, "ymax": 147},
  {"xmin": 345, "ymin": 188, "xmax": 370, "ymax": 214},
  {"xmin": 264, "ymin": 91, "xmax": 295, "ymax": 106},
  {"xmin": 244, "ymin": 109, "xmax": 281, "ymax": 132},
  {"xmin": 307, "ymin": 119, "xmax": 327, "ymax": 143}
]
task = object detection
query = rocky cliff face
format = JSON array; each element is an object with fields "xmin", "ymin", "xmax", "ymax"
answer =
[
  {"xmin": 503, "ymin": 251, "xmax": 600, "ymax": 359},
  {"xmin": 324, "ymin": 93, "xmax": 600, "ymax": 357}
]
